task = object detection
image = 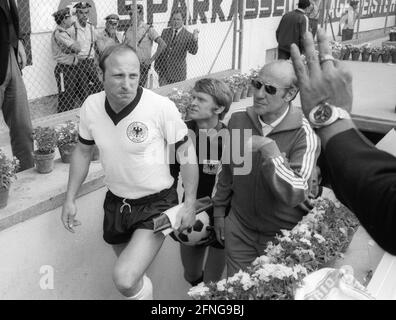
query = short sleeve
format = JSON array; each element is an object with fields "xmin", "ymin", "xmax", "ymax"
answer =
[
  {"xmin": 148, "ymin": 26, "xmax": 159, "ymax": 41},
  {"xmin": 160, "ymin": 100, "xmax": 188, "ymax": 144},
  {"xmin": 78, "ymin": 100, "xmax": 95, "ymax": 145},
  {"xmin": 55, "ymin": 31, "xmax": 75, "ymax": 49}
]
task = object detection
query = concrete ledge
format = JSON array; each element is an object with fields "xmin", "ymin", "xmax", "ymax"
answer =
[{"xmin": 0, "ymin": 160, "xmax": 104, "ymax": 232}]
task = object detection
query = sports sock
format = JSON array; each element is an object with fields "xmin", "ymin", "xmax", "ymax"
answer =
[{"xmin": 126, "ymin": 275, "xmax": 153, "ymax": 300}]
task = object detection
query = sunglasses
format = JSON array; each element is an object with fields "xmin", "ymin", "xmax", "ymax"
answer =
[{"xmin": 251, "ymin": 79, "xmax": 288, "ymax": 95}]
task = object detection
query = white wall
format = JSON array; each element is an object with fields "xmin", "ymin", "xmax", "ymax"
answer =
[{"xmin": 0, "ymin": 187, "xmax": 190, "ymax": 300}]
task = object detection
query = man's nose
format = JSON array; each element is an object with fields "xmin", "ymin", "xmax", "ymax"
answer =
[{"xmin": 254, "ymin": 87, "xmax": 266, "ymax": 98}]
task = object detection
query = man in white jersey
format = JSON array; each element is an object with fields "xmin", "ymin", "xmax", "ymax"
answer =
[{"xmin": 61, "ymin": 44, "xmax": 198, "ymax": 300}]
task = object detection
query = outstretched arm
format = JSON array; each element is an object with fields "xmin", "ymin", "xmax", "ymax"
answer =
[{"xmin": 61, "ymin": 141, "xmax": 92, "ymax": 233}]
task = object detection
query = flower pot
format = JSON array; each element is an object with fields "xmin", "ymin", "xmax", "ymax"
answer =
[
  {"xmin": 392, "ymin": 51, "xmax": 396, "ymax": 64},
  {"xmin": 0, "ymin": 186, "xmax": 9, "ymax": 209},
  {"xmin": 351, "ymin": 51, "xmax": 360, "ymax": 61},
  {"xmin": 331, "ymin": 51, "xmax": 342, "ymax": 59},
  {"xmin": 91, "ymin": 145, "xmax": 100, "ymax": 162},
  {"xmin": 240, "ymin": 87, "xmax": 248, "ymax": 99},
  {"xmin": 390, "ymin": 32, "xmax": 396, "ymax": 42},
  {"xmin": 233, "ymin": 89, "xmax": 242, "ymax": 102},
  {"xmin": 371, "ymin": 52, "xmax": 380, "ymax": 62},
  {"xmin": 381, "ymin": 53, "xmax": 391, "ymax": 63},
  {"xmin": 341, "ymin": 49, "xmax": 350, "ymax": 60},
  {"xmin": 58, "ymin": 143, "xmax": 76, "ymax": 163},
  {"xmin": 361, "ymin": 52, "xmax": 370, "ymax": 61},
  {"xmin": 247, "ymin": 85, "xmax": 254, "ymax": 97},
  {"xmin": 33, "ymin": 151, "xmax": 55, "ymax": 174}
]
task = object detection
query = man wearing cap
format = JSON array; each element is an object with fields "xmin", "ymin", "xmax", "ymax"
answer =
[
  {"xmin": 276, "ymin": 0, "xmax": 310, "ymax": 59},
  {"xmin": 71, "ymin": 2, "xmax": 102, "ymax": 104},
  {"xmin": 123, "ymin": 4, "xmax": 166, "ymax": 87},
  {"xmin": 339, "ymin": 1, "xmax": 360, "ymax": 41},
  {"xmin": 154, "ymin": 10, "xmax": 199, "ymax": 86},
  {"xmin": 0, "ymin": 0, "xmax": 34, "ymax": 171},
  {"xmin": 51, "ymin": 8, "xmax": 82, "ymax": 112},
  {"xmin": 97, "ymin": 14, "xmax": 121, "ymax": 55}
]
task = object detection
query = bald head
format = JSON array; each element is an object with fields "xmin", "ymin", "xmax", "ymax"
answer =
[
  {"xmin": 259, "ymin": 60, "xmax": 297, "ymax": 89},
  {"xmin": 99, "ymin": 44, "xmax": 139, "ymax": 75}
]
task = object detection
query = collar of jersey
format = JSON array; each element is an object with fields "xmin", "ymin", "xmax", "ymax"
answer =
[{"xmin": 105, "ymin": 86, "xmax": 143, "ymax": 125}]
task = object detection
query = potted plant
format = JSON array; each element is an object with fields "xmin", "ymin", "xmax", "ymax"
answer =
[
  {"xmin": 390, "ymin": 46, "xmax": 396, "ymax": 64},
  {"xmin": 380, "ymin": 46, "xmax": 391, "ymax": 63},
  {"xmin": 56, "ymin": 120, "xmax": 78, "ymax": 163},
  {"xmin": 329, "ymin": 41, "xmax": 342, "ymax": 59},
  {"xmin": 247, "ymin": 68, "xmax": 260, "ymax": 97},
  {"xmin": 371, "ymin": 46, "xmax": 381, "ymax": 62},
  {"xmin": 350, "ymin": 45, "xmax": 361, "ymax": 61},
  {"xmin": 224, "ymin": 74, "xmax": 244, "ymax": 102},
  {"xmin": 360, "ymin": 44, "xmax": 371, "ymax": 62},
  {"xmin": 240, "ymin": 73, "xmax": 250, "ymax": 99},
  {"xmin": 341, "ymin": 44, "xmax": 351, "ymax": 60},
  {"xmin": 32, "ymin": 126, "xmax": 58, "ymax": 174},
  {"xmin": 168, "ymin": 87, "xmax": 192, "ymax": 120},
  {"xmin": 0, "ymin": 149, "xmax": 19, "ymax": 208}
]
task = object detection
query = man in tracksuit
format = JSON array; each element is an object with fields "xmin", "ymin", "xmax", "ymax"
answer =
[{"xmin": 212, "ymin": 60, "xmax": 321, "ymax": 277}]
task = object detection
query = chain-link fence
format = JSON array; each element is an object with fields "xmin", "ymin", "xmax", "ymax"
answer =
[
  {"xmin": 16, "ymin": 0, "xmax": 239, "ymax": 117},
  {"xmin": 12, "ymin": 0, "xmax": 396, "ymax": 120}
]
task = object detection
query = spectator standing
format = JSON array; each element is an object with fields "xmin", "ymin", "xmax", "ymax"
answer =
[
  {"xmin": 96, "ymin": 14, "xmax": 121, "ymax": 55},
  {"xmin": 71, "ymin": 2, "xmax": 102, "ymax": 104},
  {"xmin": 51, "ymin": 8, "xmax": 81, "ymax": 112},
  {"xmin": 0, "ymin": 0, "xmax": 34, "ymax": 170},
  {"xmin": 213, "ymin": 60, "xmax": 320, "ymax": 276},
  {"xmin": 123, "ymin": 4, "xmax": 166, "ymax": 87},
  {"xmin": 276, "ymin": 0, "xmax": 310, "ymax": 59},
  {"xmin": 154, "ymin": 10, "xmax": 199, "ymax": 86},
  {"xmin": 306, "ymin": 0, "xmax": 321, "ymax": 38},
  {"xmin": 339, "ymin": 1, "xmax": 360, "ymax": 41}
]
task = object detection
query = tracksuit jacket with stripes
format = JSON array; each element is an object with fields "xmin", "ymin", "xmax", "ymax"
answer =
[{"xmin": 212, "ymin": 105, "xmax": 320, "ymax": 236}]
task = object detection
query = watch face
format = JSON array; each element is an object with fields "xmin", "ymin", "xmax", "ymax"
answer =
[{"xmin": 313, "ymin": 104, "xmax": 332, "ymax": 124}]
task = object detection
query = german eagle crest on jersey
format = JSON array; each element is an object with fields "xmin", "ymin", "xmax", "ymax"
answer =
[{"xmin": 127, "ymin": 122, "xmax": 148, "ymax": 143}]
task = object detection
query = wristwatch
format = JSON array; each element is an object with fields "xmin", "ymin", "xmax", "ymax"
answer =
[{"xmin": 308, "ymin": 102, "xmax": 351, "ymax": 128}]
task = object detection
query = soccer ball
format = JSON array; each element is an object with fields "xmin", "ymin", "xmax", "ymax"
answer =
[{"xmin": 172, "ymin": 210, "xmax": 211, "ymax": 246}]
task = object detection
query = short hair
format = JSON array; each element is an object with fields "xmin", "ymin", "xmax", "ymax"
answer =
[
  {"xmin": 298, "ymin": 0, "xmax": 311, "ymax": 9},
  {"xmin": 99, "ymin": 44, "xmax": 138, "ymax": 74},
  {"xmin": 171, "ymin": 9, "xmax": 184, "ymax": 20},
  {"xmin": 193, "ymin": 78, "xmax": 233, "ymax": 120}
]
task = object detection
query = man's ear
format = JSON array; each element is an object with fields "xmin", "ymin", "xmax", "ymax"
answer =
[
  {"xmin": 283, "ymin": 86, "xmax": 299, "ymax": 103},
  {"xmin": 214, "ymin": 105, "xmax": 225, "ymax": 116}
]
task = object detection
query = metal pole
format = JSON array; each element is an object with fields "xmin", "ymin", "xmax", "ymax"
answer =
[
  {"xmin": 383, "ymin": 0, "xmax": 392, "ymax": 34},
  {"xmin": 232, "ymin": 0, "xmax": 238, "ymax": 70},
  {"xmin": 238, "ymin": 0, "xmax": 244, "ymax": 71},
  {"xmin": 130, "ymin": 0, "xmax": 138, "ymax": 50},
  {"xmin": 208, "ymin": 16, "xmax": 236, "ymax": 74},
  {"xmin": 355, "ymin": 0, "xmax": 363, "ymax": 40}
]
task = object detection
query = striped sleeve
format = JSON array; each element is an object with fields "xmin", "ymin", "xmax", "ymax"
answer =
[{"xmin": 259, "ymin": 119, "xmax": 320, "ymax": 206}]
